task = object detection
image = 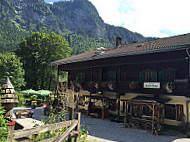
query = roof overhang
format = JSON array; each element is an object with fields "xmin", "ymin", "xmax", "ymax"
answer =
[{"xmin": 50, "ymin": 45, "xmax": 188, "ymax": 66}]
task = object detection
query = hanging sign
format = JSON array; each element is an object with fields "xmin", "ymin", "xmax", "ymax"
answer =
[{"xmin": 144, "ymin": 82, "xmax": 160, "ymax": 89}]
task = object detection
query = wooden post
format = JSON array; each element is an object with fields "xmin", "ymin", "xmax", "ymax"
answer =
[
  {"xmin": 152, "ymin": 104, "xmax": 155, "ymax": 133},
  {"xmin": 74, "ymin": 112, "xmax": 81, "ymax": 142},
  {"xmin": 56, "ymin": 66, "xmax": 60, "ymax": 86},
  {"xmin": 158, "ymin": 106, "xmax": 160, "ymax": 123},
  {"xmin": 124, "ymin": 102, "xmax": 127, "ymax": 127},
  {"xmin": 69, "ymin": 107, "xmax": 74, "ymax": 120},
  {"xmin": 8, "ymin": 120, "xmax": 15, "ymax": 142},
  {"xmin": 56, "ymin": 66, "xmax": 60, "ymax": 98},
  {"xmin": 117, "ymin": 93, "xmax": 120, "ymax": 116},
  {"xmin": 102, "ymin": 106, "xmax": 105, "ymax": 119},
  {"xmin": 130, "ymin": 100, "xmax": 132, "ymax": 119},
  {"xmin": 118, "ymin": 66, "xmax": 121, "ymax": 82},
  {"xmin": 98, "ymin": 67, "xmax": 102, "ymax": 81},
  {"xmin": 91, "ymin": 68, "xmax": 93, "ymax": 81}
]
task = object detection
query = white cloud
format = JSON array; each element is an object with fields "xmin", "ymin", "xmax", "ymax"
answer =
[
  {"xmin": 89, "ymin": 0, "xmax": 190, "ymax": 37},
  {"xmin": 48, "ymin": 2, "xmax": 54, "ymax": 5}
]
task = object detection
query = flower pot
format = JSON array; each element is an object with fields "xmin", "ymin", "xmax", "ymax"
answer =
[{"xmin": 155, "ymin": 131, "xmax": 161, "ymax": 135}]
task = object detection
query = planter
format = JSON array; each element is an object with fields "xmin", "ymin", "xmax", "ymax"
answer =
[{"xmin": 154, "ymin": 131, "xmax": 161, "ymax": 135}]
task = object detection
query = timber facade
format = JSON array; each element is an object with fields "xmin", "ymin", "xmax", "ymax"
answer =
[{"xmin": 51, "ymin": 34, "xmax": 190, "ymax": 132}]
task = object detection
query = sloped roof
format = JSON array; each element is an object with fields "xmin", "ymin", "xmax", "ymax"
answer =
[{"xmin": 51, "ymin": 33, "xmax": 190, "ymax": 66}]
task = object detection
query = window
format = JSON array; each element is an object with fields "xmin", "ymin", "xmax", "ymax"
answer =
[
  {"xmin": 164, "ymin": 104, "xmax": 183, "ymax": 121},
  {"xmin": 139, "ymin": 69, "xmax": 157, "ymax": 82},
  {"xmin": 143, "ymin": 106, "xmax": 152, "ymax": 116},
  {"xmin": 103, "ymin": 70, "xmax": 117, "ymax": 82},
  {"xmin": 122, "ymin": 102, "xmax": 131, "ymax": 113},
  {"xmin": 132, "ymin": 106, "xmax": 142, "ymax": 117},
  {"xmin": 76, "ymin": 72, "xmax": 85, "ymax": 83},
  {"xmin": 121, "ymin": 67, "xmax": 127, "ymax": 81},
  {"xmin": 92, "ymin": 67, "xmax": 99, "ymax": 81},
  {"xmin": 109, "ymin": 100, "xmax": 117, "ymax": 111},
  {"xmin": 159, "ymin": 68, "xmax": 176, "ymax": 82}
]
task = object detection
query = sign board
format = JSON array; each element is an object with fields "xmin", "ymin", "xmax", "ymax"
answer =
[
  {"xmin": 174, "ymin": 78, "xmax": 189, "ymax": 83},
  {"xmin": 144, "ymin": 82, "xmax": 160, "ymax": 89}
]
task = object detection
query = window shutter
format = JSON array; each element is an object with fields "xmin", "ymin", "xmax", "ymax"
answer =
[
  {"xmin": 139, "ymin": 71, "xmax": 145, "ymax": 83},
  {"xmin": 159, "ymin": 70, "xmax": 164, "ymax": 82}
]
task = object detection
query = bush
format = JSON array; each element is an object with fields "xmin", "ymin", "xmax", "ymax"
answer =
[
  {"xmin": 0, "ymin": 101, "xmax": 8, "ymax": 142},
  {"xmin": 187, "ymin": 131, "xmax": 190, "ymax": 138},
  {"xmin": 17, "ymin": 92, "xmax": 25, "ymax": 107}
]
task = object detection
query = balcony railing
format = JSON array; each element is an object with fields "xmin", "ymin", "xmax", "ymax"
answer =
[{"xmin": 69, "ymin": 81, "xmax": 190, "ymax": 96}]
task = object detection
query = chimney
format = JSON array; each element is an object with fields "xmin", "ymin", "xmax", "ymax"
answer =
[{"xmin": 116, "ymin": 37, "xmax": 122, "ymax": 48}]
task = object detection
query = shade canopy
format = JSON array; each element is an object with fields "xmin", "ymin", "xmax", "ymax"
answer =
[
  {"xmin": 35, "ymin": 90, "xmax": 52, "ymax": 96},
  {"xmin": 21, "ymin": 89, "xmax": 37, "ymax": 95}
]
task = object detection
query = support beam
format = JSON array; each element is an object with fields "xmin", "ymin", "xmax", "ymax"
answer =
[
  {"xmin": 152, "ymin": 104, "xmax": 155, "ymax": 133},
  {"xmin": 124, "ymin": 102, "xmax": 127, "ymax": 127},
  {"xmin": 74, "ymin": 113, "xmax": 81, "ymax": 142},
  {"xmin": 56, "ymin": 65, "xmax": 60, "ymax": 98}
]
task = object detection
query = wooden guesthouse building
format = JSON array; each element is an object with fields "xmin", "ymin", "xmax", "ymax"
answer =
[{"xmin": 51, "ymin": 33, "xmax": 190, "ymax": 131}]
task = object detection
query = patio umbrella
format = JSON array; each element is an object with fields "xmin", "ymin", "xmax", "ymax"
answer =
[
  {"xmin": 21, "ymin": 89, "xmax": 37, "ymax": 95},
  {"xmin": 35, "ymin": 90, "xmax": 52, "ymax": 96}
]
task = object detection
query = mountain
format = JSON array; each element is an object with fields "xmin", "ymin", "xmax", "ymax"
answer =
[{"xmin": 0, "ymin": 0, "xmax": 155, "ymax": 54}]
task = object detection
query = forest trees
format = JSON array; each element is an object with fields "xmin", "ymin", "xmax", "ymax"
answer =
[
  {"xmin": 16, "ymin": 32, "xmax": 71, "ymax": 90},
  {"xmin": 0, "ymin": 52, "xmax": 25, "ymax": 90}
]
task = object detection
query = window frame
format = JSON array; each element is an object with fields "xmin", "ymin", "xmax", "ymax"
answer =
[
  {"xmin": 76, "ymin": 72, "xmax": 86, "ymax": 83},
  {"xmin": 139, "ymin": 69, "xmax": 158, "ymax": 82},
  {"xmin": 103, "ymin": 70, "xmax": 117, "ymax": 82},
  {"xmin": 159, "ymin": 68, "xmax": 176, "ymax": 83},
  {"xmin": 164, "ymin": 104, "xmax": 183, "ymax": 121}
]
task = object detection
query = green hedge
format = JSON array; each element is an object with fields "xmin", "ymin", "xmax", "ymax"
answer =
[{"xmin": 0, "ymin": 101, "xmax": 8, "ymax": 142}]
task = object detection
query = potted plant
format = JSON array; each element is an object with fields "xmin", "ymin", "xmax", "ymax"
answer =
[
  {"xmin": 129, "ymin": 81, "xmax": 139, "ymax": 90},
  {"xmin": 154, "ymin": 124, "xmax": 163, "ymax": 135},
  {"xmin": 107, "ymin": 82, "xmax": 116, "ymax": 91},
  {"xmin": 163, "ymin": 81, "xmax": 175, "ymax": 93},
  {"xmin": 88, "ymin": 82, "xmax": 99, "ymax": 89}
]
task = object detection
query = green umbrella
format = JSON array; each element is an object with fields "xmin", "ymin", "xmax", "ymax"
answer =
[
  {"xmin": 21, "ymin": 89, "xmax": 37, "ymax": 95},
  {"xmin": 35, "ymin": 90, "xmax": 52, "ymax": 96}
]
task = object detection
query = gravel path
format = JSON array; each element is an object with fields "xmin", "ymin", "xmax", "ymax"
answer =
[
  {"xmin": 80, "ymin": 115, "xmax": 186, "ymax": 142},
  {"xmin": 13, "ymin": 107, "xmax": 187, "ymax": 142}
]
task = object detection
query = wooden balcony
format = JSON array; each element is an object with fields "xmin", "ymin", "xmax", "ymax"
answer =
[{"xmin": 71, "ymin": 81, "xmax": 190, "ymax": 97}]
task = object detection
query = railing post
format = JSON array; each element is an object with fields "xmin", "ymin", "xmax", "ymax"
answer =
[
  {"xmin": 68, "ymin": 108, "xmax": 72, "ymax": 142},
  {"xmin": 8, "ymin": 120, "xmax": 15, "ymax": 142},
  {"xmin": 124, "ymin": 102, "xmax": 127, "ymax": 127},
  {"xmin": 74, "ymin": 112, "xmax": 81, "ymax": 142},
  {"xmin": 152, "ymin": 104, "xmax": 155, "ymax": 134},
  {"xmin": 69, "ymin": 106, "xmax": 74, "ymax": 120}
]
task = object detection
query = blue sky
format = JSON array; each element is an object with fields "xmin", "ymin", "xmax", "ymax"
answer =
[{"xmin": 45, "ymin": 0, "xmax": 190, "ymax": 37}]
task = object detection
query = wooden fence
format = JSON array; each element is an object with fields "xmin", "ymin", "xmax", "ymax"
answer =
[{"xmin": 10, "ymin": 113, "xmax": 81, "ymax": 142}]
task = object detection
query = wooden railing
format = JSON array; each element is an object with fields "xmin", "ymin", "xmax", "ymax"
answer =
[
  {"xmin": 10, "ymin": 113, "xmax": 81, "ymax": 142},
  {"xmin": 80, "ymin": 81, "xmax": 190, "ymax": 96}
]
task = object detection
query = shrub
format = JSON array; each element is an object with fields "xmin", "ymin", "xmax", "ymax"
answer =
[
  {"xmin": 17, "ymin": 92, "xmax": 25, "ymax": 107},
  {"xmin": 0, "ymin": 101, "xmax": 8, "ymax": 142}
]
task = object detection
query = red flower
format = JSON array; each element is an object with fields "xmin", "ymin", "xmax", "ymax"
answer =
[{"xmin": 129, "ymin": 81, "xmax": 138, "ymax": 89}]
